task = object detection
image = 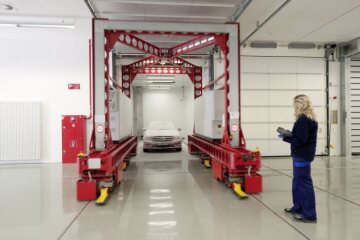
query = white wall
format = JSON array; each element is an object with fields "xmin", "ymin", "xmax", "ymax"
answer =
[
  {"xmin": 110, "ymin": 89, "xmax": 133, "ymax": 141},
  {"xmin": 239, "ymin": 46, "xmax": 342, "ymax": 156},
  {"xmin": 184, "ymin": 86, "xmax": 195, "ymax": 142},
  {"xmin": 194, "ymin": 89, "xmax": 224, "ymax": 140},
  {"xmin": 142, "ymin": 87, "xmax": 194, "ymax": 139},
  {"xmin": 187, "ymin": 47, "xmax": 342, "ymax": 156},
  {"xmin": 0, "ymin": 19, "xmax": 92, "ymax": 163},
  {"xmin": 132, "ymin": 87, "xmax": 143, "ymax": 137},
  {"xmin": 329, "ymin": 62, "xmax": 341, "ymax": 156},
  {"xmin": 187, "ymin": 57, "xmax": 225, "ymax": 140}
]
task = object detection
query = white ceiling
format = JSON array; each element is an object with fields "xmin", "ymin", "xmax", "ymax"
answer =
[
  {"xmin": 239, "ymin": 0, "xmax": 360, "ymax": 44},
  {"xmin": 90, "ymin": 0, "xmax": 242, "ymax": 23},
  {"xmin": 1, "ymin": 0, "xmax": 359, "ymax": 44},
  {"xmin": 0, "ymin": 0, "xmax": 91, "ymax": 21}
]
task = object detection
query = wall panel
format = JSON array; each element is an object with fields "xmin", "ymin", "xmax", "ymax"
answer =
[
  {"xmin": 241, "ymin": 56, "xmax": 327, "ymax": 156},
  {"xmin": 0, "ymin": 102, "xmax": 41, "ymax": 162}
]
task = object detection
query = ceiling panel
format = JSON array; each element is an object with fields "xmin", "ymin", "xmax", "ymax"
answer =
[
  {"xmin": 93, "ymin": 2, "xmax": 145, "ymax": 14},
  {"xmin": 103, "ymin": 15, "xmax": 146, "ymax": 21},
  {"xmin": 91, "ymin": 0, "xmax": 243, "ymax": 23},
  {"xmin": 242, "ymin": 0, "xmax": 360, "ymax": 43},
  {"xmin": 141, "ymin": 16, "xmax": 224, "ymax": 23},
  {"xmin": 237, "ymin": 0, "xmax": 285, "ymax": 42},
  {"xmin": 300, "ymin": 5, "xmax": 360, "ymax": 43},
  {"xmin": 143, "ymin": 5, "xmax": 191, "ymax": 14},
  {"xmin": 0, "ymin": 0, "xmax": 91, "ymax": 19}
]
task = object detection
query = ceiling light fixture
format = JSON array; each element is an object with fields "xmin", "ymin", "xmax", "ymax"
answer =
[
  {"xmin": 99, "ymin": 12, "xmax": 227, "ymax": 20},
  {"xmin": 0, "ymin": 23, "xmax": 17, "ymax": 27},
  {"xmin": 288, "ymin": 42, "xmax": 316, "ymax": 49},
  {"xmin": 149, "ymin": 87, "xmax": 171, "ymax": 90},
  {"xmin": 0, "ymin": 3, "xmax": 14, "ymax": 11},
  {"xmin": 146, "ymin": 76, "xmax": 175, "ymax": 80},
  {"xmin": 149, "ymin": 85, "xmax": 171, "ymax": 87},
  {"xmin": 19, "ymin": 23, "xmax": 75, "ymax": 29},
  {"xmin": 0, "ymin": 22, "xmax": 75, "ymax": 29},
  {"xmin": 100, "ymin": 0, "xmax": 235, "ymax": 8},
  {"xmin": 147, "ymin": 81, "xmax": 175, "ymax": 84},
  {"xmin": 250, "ymin": 41, "xmax": 277, "ymax": 48}
]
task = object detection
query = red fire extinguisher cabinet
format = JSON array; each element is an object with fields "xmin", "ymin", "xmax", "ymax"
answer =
[{"xmin": 62, "ymin": 115, "xmax": 86, "ymax": 164}]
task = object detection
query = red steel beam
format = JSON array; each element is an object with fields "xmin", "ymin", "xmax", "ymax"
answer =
[
  {"xmin": 117, "ymin": 32, "xmax": 162, "ymax": 57},
  {"xmin": 170, "ymin": 57, "xmax": 200, "ymax": 68},
  {"xmin": 188, "ymin": 135, "xmax": 262, "ymax": 193},
  {"xmin": 124, "ymin": 56, "xmax": 200, "ymax": 69},
  {"xmin": 124, "ymin": 56, "xmax": 160, "ymax": 70},
  {"xmin": 134, "ymin": 66, "xmax": 193, "ymax": 75},
  {"xmin": 104, "ymin": 37, "xmax": 114, "ymax": 148},
  {"xmin": 188, "ymin": 135, "xmax": 260, "ymax": 171},
  {"xmin": 105, "ymin": 31, "xmax": 121, "ymax": 52},
  {"xmin": 188, "ymin": 67, "xmax": 203, "ymax": 98},
  {"xmin": 116, "ymin": 33, "xmax": 209, "ymax": 101},
  {"xmin": 170, "ymin": 35, "xmax": 221, "ymax": 57},
  {"xmin": 106, "ymin": 31, "xmax": 219, "ymax": 58},
  {"xmin": 114, "ymin": 30, "xmax": 211, "ymax": 37},
  {"xmin": 121, "ymin": 65, "xmax": 136, "ymax": 98},
  {"xmin": 79, "ymin": 136, "xmax": 137, "ymax": 177},
  {"xmin": 127, "ymin": 56, "xmax": 200, "ymax": 74},
  {"xmin": 77, "ymin": 136, "xmax": 138, "ymax": 201}
]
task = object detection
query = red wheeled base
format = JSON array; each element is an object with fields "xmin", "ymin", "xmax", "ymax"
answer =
[
  {"xmin": 188, "ymin": 135, "xmax": 262, "ymax": 196},
  {"xmin": 76, "ymin": 136, "xmax": 138, "ymax": 201}
]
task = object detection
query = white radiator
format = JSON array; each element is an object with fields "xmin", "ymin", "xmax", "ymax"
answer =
[{"xmin": 0, "ymin": 102, "xmax": 41, "ymax": 162}]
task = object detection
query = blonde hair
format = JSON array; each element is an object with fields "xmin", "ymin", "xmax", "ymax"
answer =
[{"xmin": 293, "ymin": 94, "xmax": 316, "ymax": 121}]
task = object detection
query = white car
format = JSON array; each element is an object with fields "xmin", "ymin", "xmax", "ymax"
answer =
[{"xmin": 143, "ymin": 121, "xmax": 182, "ymax": 152}]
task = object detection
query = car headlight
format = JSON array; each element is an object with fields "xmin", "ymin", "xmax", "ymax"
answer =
[
  {"xmin": 174, "ymin": 136, "xmax": 181, "ymax": 141},
  {"xmin": 143, "ymin": 136, "xmax": 152, "ymax": 141}
]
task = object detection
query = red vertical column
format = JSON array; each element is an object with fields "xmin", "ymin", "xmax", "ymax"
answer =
[
  {"xmin": 236, "ymin": 23, "xmax": 245, "ymax": 147},
  {"xmin": 215, "ymin": 35, "xmax": 230, "ymax": 146},
  {"xmin": 193, "ymin": 67, "xmax": 202, "ymax": 99},
  {"xmin": 121, "ymin": 66, "xmax": 132, "ymax": 98},
  {"xmin": 104, "ymin": 38, "xmax": 113, "ymax": 148}
]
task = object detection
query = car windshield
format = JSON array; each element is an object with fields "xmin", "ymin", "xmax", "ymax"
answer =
[{"xmin": 148, "ymin": 121, "xmax": 175, "ymax": 130}]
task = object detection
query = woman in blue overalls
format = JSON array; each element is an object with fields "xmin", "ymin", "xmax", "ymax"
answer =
[{"xmin": 282, "ymin": 94, "xmax": 318, "ymax": 223}]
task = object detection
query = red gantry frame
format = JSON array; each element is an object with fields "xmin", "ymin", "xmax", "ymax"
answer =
[{"xmin": 77, "ymin": 19, "xmax": 262, "ymax": 203}]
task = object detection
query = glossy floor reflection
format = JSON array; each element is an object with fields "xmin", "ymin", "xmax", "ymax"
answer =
[{"xmin": 1, "ymin": 145, "xmax": 360, "ymax": 240}]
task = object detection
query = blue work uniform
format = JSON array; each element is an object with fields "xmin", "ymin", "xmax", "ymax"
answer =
[{"xmin": 283, "ymin": 115, "xmax": 318, "ymax": 220}]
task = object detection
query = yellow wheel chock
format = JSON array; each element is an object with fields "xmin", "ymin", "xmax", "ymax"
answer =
[
  {"xmin": 204, "ymin": 159, "xmax": 211, "ymax": 168},
  {"xmin": 233, "ymin": 183, "xmax": 248, "ymax": 199},
  {"xmin": 96, "ymin": 188, "xmax": 109, "ymax": 205},
  {"xmin": 123, "ymin": 161, "xmax": 128, "ymax": 170}
]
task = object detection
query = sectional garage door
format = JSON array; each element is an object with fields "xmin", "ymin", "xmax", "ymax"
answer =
[
  {"xmin": 241, "ymin": 56, "xmax": 327, "ymax": 156},
  {"xmin": 349, "ymin": 58, "xmax": 360, "ymax": 155}
]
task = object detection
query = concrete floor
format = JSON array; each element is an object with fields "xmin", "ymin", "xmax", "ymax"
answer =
[{"xmin": 1, "ymin": 144, "xmax": 360, "ymax": 240}]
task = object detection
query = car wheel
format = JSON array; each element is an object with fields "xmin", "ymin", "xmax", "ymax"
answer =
[
  {"xmin": 176, "ymin": 148, "xmax": 182, "ymax": 152},
  {"xmin": 143, "ymin": 149, "xmax": 149, "ymax": 152}
]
